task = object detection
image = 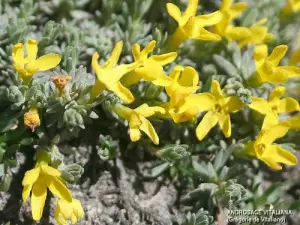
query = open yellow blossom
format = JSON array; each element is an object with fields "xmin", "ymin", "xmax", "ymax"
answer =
[
  {"xmin": 213, "ymin": 0, "xmax": 251, "ymax": 42},
  {"xmin": 238, "ymin": 19, "xmax": 275, "ymax": 48},
  {"xmin": 90, "ymin": 41, "xmax": 137, "ymax": 103},
  {"xmin": 253, "ymin": 44, "xmax": 300, "ymax": 84},
  {"xmin": 12, "ymin": 39, "xmax": 61, "ymax": 84},
  {"xmin": 122, "ymin": 40, "xmax": 177, "ymax": 87},
  {"xmin": 289, "ymin": 48, "xmax": 300, "ymax": 66},
  {"xmin": 165, "ymin": 65, "xmax": 200, "ymax": 123},
  {"xmin": 55, "ymin": 198, "xmax": 84, "ymax": 225},
  {"xmin": 24, "ymin": 108, "xmax": 40, "ymax": 132},
  {"xmin": 22, "ymin": 151, "xmax": 72, "ymax": 221},
  {"xmin": 166, "ymin": 0, "xmax": 222, "ymax": 48},
  {"xmin": 113, "ymin": 104, "xmax": 165, "ymax": 145},
  {"xmin": 179, "ymin": 80, "xmax": 245, "ymax": 140},
  {"xmin": 249, "ymin": 86, "xmax": 299, "ymax": 130},
  {"xmin": 282, "ymin": 0, "xmax": 300, "ymax": 14},
  {"xmin": 246, "ymin": 123, "xmax": 298, "ymax": 170}
]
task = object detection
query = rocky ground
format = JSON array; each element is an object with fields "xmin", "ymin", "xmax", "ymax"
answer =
[{"xmin": 0, "ymin": 146, "xmax": 186, "ymax": 225}]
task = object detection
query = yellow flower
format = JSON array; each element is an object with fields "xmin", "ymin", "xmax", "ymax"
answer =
[
  {"xmin": 165, "ymin": 65, "xmax": 200, "ymax": 123},
  {"xmin": 12, "ymin": 39, "xmax": 61, "ymax": 83},
  {"xmin": 238, "ymin": 19, "xmax": 275, "ymax": 48},
  {"xmin": 113, "ymin": 104, "xmax": 165, "ymax": 145},
  {"xmin": 55, "ymin": 198, "xmax": 84, "ymax": 225},
  {"xmin": 282, "ymin": 0, "xmax": 300, "ymax": 14},
  {"xmin": 24, "ymin": 108, "xmax": 41, "ymax": 132},
  {"xmin": 52, "ymin": 75, "xmax": 72, "ymax": 96},
  {"xmin": 166, "ymin": 0, "xmax": 222, "ymax": 48},
  {"xmin": 179, "ymin": 80, "xmax": 244, "ymax": 140},
  {"xmin": 122, "ymin": 40, "xmax": 177, "ymax": 87},
  {"xmin": 254, "ymin": 44, "xmax": 300, "ymax": 84},
  {"xmin": 289, "ymin": 48, "xmax": 300, "ymax": 66},
  {"xmin": 249, "ymin": 86, "xmax": 299, "ymax": 130},
  {"xmin": 90, "ymin": 41, "xmax": 137, "ymax": 103},
  {"xmin": 287, "ymin": 115, "xmax": 300, "ymax": 129},
  {"xmin": 213, "ymin": 0, "xmax": 251, "ymax": 42},
  {"xmin": 246, "ymin": 123, "xmax": 298, "ymax": 170},
  {"xmin": 22, "ymin": 152, "xmax": 72, "ymax": 221}
]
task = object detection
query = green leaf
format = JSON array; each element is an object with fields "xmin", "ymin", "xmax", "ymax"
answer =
[
  {"xmin": 213, "ymin": 55, "xmax": 238, "ymax": 77},
  {"xmin": 192, "ymin": 158, "xmax": 209, "ymax": 181},
  {"xmin": 149, "ymin": 162, "xmax": 169, "ymax": 177},
  {"xmin": 0, "ymin": 175, "xmax": 12, "ymax": 192}
]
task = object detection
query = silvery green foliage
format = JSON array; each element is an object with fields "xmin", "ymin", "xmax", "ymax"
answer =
[
  {"xmin": 181, "ymin": 208, "xmax": 217, "ymax": 225},
  {"xmin": 97, "ymin": 134, "xmax": 118, "ymax": 161}
]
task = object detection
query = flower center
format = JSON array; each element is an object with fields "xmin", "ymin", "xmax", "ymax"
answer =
[
  {"xmin": 256, "ymin": 143, "xmax": 266, "ymax": 156},
  {"xmin": 214, "ymin": 103, "xmax": 222, "ymax": 113}
]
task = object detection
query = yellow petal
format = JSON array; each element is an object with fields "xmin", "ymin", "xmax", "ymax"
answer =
[
  {"xmin": 132, "ymin": 44, "xmax": 141, "ymax": 61},
  {"xmin": 218, "ymin": 113, "xmax": 231, "ymax": 138},
  {"xmin": 166, "ymin": 3, "xmax": 183, "ymax": 25},
  {"xmin": 262, "ymin": 111, "xmax": 278, "ymax": 130},
  {"xmin": 48, "ymin": 177, "xmax": 72, "ymax": 202},
  {"xmin": 182, "ymin": 0, "xmax": 199, "ymax": 25},
  {"xmin": 211, "ymin": 80, "xmax": 224, "ymax": 100},
  {"xmin": 169, "ymin": 107, "xmax": 198, "ymax": 123},
  {"xmin": 223, "ymin": 96, "xmax": 245, "ymax": 113},
  {"xmin": 56, "ymin": 199, "xmax": 73, "ymax": 219},
  {"xmin": 72, "ymin": 199, "xmax": 84, "ymax": 219},
  {"xmin": 22, "ymin": 167, "xmax": 40, "ymax": 186},
  {"xmin": 287, "ymin": 115, "xmax": 300, "ymax": 129},
  {"xmin": 178, "ymin": 66, "xmax": 199, "ymax": 87},
  {"xmin": 152, "ymin": 75, "xmax": 173, "ymax": 87},
  {"xmin": 104, "ymin": 41, "xmax": 123, "ymax": 68},
  {"xmin": 129, "ymin": 127, "xmax": 142, "ymax": 142},
  {"xmin": 221, "ymin": 0, "xmax": 233, "ymax": 10},
  {"xmin": 231, "ymin": 2, "xmax": 248, "ymax": 18},
  {"xmin": 179, "ymin": 93, "xmax": 216, "ymax": 113},
  {"xmin": 121, "ymin": 71, "xmax": 142, "ymax": 87},
  {"xmin": 113, "ymin": 104, "xmax": 133, "ymax": 120},
  {"xmin": 225, "ymin": 26, "xmax": 252, "ymax": 41},
  {"xmin": 267, "ymin": 45, "xmax": 288, "ymax": 67},
  {"xmin": 149, "ymin": 52, "xmax": 177, "ymax": 66},
  {"xmin": 42, "ymin": 165, "xmax": 61, "ymax": 177},
  {"xmin": 12, "ymin": 43, "xmax": 25, "ymax": 65},
  {"xmin": 260, "ymin": 145, "xmax": 298, "ymax": 170},
  {"xmin": 262, "ymin": 67, "xmax": 289, "ymax": 84},
  {"xmin": 135, "ymin": 62, "xmax": 163, "ymax": 81},
  {"xmin": 92, "ymin": 52, "xmax": 102, "ymax": 75},
  {"xmin": 169, "ymin": 65, "xmax": 184, "ymax": 81},
  {"xmin": 278, "ymin": 97, "xmax": 300, "ymax": 113},
  {"xmin": 35, "ymin": 54, "xmax": 61, "ymax": 71},
  {"xmin": 135, "ymin": 104, "xmax": 165, "ymax": 117},
  {"xmin": 26, "ymin": 39, "xmax": 38, "ymax": 62},
  {"xmin": 22, "ymin": 185, "xmax": 33, "ymax": 202},
  {"xmin": 71, "ymin": 214, "xmax": 78, "ymax": 224},
  {"xmin": 195, "ymin": 27, "xmax": 221, "ymax": 41},
  {"xmin": 257, "ymin": 123, "xmax": 290, "ymax": 146},
  {"xmin": 108, "ymin": 82, "xmax": 135, "ymax": 104},
  {"xmin": 106, "ymin": 63, "xmax": 138, "ymax": 84},
  {"xmin": 141, "ymin": 40, "xmax": 156, "ymax": 57},
  {"xmin": 269, "ymin": 86, "xmax": 286, "ymax": 101},
  {"xmin": 249, "ymin": 97, "xmax": 270, "ymax": 114},
  {"xmin": 195, "ymin": 10, "xmax": 223, "ymax": 27},
  {"xmin": 254, "ymin": 44, "xmax": 268, "ymax": 63},
  {"xmin": 279, "ymin": 66, "xmax": 300, "ymax": 78},
  {"xmin": 139, "ymin": 117, "xmax": 160, "ymax": 145},
  {"xmin": 31, "ymin": 183, "xmax": 47, "ymax": 221},
  {"xmin": 196, "ymin": 111, "xmax": 219, "ymax": 141}
]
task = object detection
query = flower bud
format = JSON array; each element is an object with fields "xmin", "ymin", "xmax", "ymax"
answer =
[{"xmin": 24, "ymin": 108, "xmax": 40, "ymax": 132}]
